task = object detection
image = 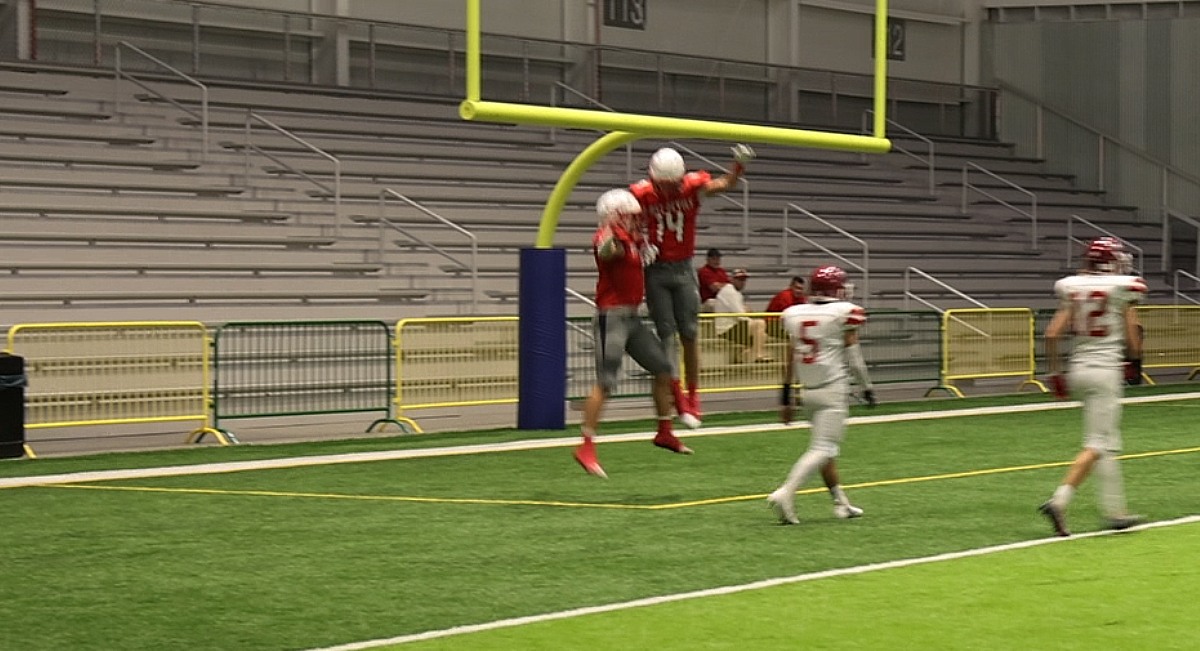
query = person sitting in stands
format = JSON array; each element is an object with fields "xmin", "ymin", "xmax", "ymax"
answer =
[{"xmin": 712, "ymin": 268, "xmax": 771, "ymax": 364}]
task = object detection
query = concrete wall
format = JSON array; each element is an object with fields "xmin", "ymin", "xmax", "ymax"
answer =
[{"xmin": 175, "ymin": 0, "xmax": 981, "ymax": 84}]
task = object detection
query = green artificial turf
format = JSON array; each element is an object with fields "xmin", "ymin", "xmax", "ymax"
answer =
[{"xmin": 0, "ymin": 390, "xmax": 1197, "ymax": 650}]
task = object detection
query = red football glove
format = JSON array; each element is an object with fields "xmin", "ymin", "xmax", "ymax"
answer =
[{"xmin": 1049, "ymin": 373, "xmax": 1069, "ymax": 400}]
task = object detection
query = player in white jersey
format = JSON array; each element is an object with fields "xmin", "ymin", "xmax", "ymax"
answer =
[
  {"xmin": 1038, "ymin": 237, "xmax": 1146, "ymax": 537},
  {"xmin": 767, "ymin": 266, "xmax": 876, "ymax": 525}
]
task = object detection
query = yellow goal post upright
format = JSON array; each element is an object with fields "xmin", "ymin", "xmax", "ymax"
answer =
[{"xmin": 459, "ymin": 0, "xmax": 893, "ymax": 428}]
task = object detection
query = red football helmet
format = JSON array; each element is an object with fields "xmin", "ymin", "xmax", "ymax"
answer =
[
  {"xmin": 1084, "ymin": 236, "xmax": 1131, "ymax": 274},
  {"xmin": 809, "ymin": 265, "xmax": 851, "ymax": 299}
]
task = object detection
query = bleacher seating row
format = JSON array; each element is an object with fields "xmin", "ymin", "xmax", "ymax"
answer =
[{"xmin": 0, "ymin": 62, "xmax": 1174, "ymax": 328}]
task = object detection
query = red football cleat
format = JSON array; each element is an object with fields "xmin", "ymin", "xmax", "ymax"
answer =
[
  {"xmin": 573, "ymin": 441, "xmax": 607, "ymax": 478},
  {"xmin": 652, "ymin": 430, "xmax": 693, "ymax": 455},
  {"xmin": 671, "ymin": 381, "xmax": 693, "ymax": 415},
  {"xmin": 688, "ymin": 389, "xmax": 702, "ymax": 417}
]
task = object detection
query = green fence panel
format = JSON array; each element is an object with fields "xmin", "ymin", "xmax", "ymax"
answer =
[{"xmin": 212, "ymin": 320, "xmax": 399, "ymax": 435}]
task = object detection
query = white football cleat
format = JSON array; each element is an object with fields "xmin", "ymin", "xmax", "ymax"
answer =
[
  {"xmin": 679, "ymin": 411, "xmax": 702, "ymax": 430},
  {"xmin": 767, "ymin": 488, "xmax": 799, "ymax": 525},
  {"xmin": 834, "ymin": 503, "xmax": 864, "ymax": 519}
]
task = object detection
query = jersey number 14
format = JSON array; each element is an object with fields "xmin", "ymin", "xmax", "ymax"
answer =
[{"xmin": 656, "ymin": 210, "xmax": 685, "ymax": 243}]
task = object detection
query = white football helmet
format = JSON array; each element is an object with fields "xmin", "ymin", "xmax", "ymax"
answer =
[
  {"xmin": 648, "ymin": 148, "xmax": 686, "ymax": 182},
  {"xmin": 595, "ymin": 188, "xmax": 641, "ymax": 223}
]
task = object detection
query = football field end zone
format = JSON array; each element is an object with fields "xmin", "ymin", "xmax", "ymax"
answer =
[
  {"xmin": 2, "ymin": 391, "xmax": 1198, "ymax": 490},
  {"xmin": 305, "ymin": 514, "xmax": 1200, "ymax": 651}
]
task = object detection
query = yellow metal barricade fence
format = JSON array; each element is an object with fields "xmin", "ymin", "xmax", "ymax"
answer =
[
  {"xmin": 4, "ymin": 322, "xmax": 223, "ymax": 454},
  {"xmin": 395, "ymin": 317, "xmax": 520, "ymax": 416},
  {"xmin": 694, "ymin": 312, "xmax": 787, "ymax": 393},
  {"xmin": 932, "ymin": 308, "xmax": 1045, "ymax": 397},
  {"xmin": 1137, "ymin": 306, "xmax": 1200, "ymax": 381}
]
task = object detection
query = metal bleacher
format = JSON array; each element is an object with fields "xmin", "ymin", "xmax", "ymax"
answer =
[{"xmin": 0, "ymin": 55, "xmax": 1169, "ymax": 326}]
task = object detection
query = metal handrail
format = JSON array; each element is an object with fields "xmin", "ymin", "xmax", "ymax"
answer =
[
  {"xmin": 782, "ymin": 203, "xmax": 869, "ymax": 306},
  {"xmin": 1173, "ymin": 270, "xmax": 1200, "ymax": 306},
  {"xmin": 96, "ymin": 0, "xmax": 997, "ymax": 95},
  {"xmin": 565, "ymin": 287, "xmax": 597, "ymax": 308},
  {"xmin": 862, "ymin": 110, "xmax": 936, "ymax": 195},
  {"xmin": 903, "ymin": 266, "xmax": 988, "ymax": 313},
  {"xmin": 961, "ymin": 162, "xmax": 1038, "ymax": 250},
  {"xmin": 1162, "ymin": 208, "xmax": 1200, "ymax": 276},
  {"xmin": 997, "ymin": 81, "xmax": 1200, "ymax": 193},
  {"xmin": 114, "ymin": 40, "xmax": 208, "ymax": 158},
  {"xmin": 73, "ymin": 3, "xmax": 996, "ymax": 139},
  {"xmin": 548, "ymin": 82, "xmax": 633, "ymax": 179},
  {"xmin": 1066, "ymin": 214, "xmax": 1144, "ymax": 276},
  {"xmin": 380, "ymin": 189, "xmax": 478, "ymax": 308},
  {"xmin": 244, "ymin": 111, "xmax": 342, "ymax": 237}
]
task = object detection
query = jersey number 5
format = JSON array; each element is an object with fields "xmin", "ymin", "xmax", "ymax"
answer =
[{"xmin": 797, "ymin": 320, "xmax": 820, "ymax": 364}]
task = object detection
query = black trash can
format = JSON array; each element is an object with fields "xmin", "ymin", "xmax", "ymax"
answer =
[{"xmin": 0, "ymin": 353, "xmax": 26, "ymax": 459}]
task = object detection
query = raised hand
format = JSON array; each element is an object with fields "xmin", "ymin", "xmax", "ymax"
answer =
[{"xmin": 731, "ymin": 143, "xmax": 756, "ymax": 164}]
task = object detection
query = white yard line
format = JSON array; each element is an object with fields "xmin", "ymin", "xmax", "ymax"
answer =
[
  {"xmin": 306, "ymin": 515, "xmax": 1200, "ymax": 650},
  {"xmin": 2, "ymin": 391, "xmax": 1197, "ymax": 490}
]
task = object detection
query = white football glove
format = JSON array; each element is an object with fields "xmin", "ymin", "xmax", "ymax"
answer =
[
  {"xmin": 640, "ymin": 243, "xmax": 659, "ymax": 267},
  {"xmin": 731, "ymin": 143, "xmax": 756, "ymax": 164}
]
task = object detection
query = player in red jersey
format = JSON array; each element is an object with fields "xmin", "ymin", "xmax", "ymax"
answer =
[
  {"xmin": 630, "ymin": 144, "xmax": 755, "ymax": 426},
  {"xmin": 573, "ymin": 189, "xmax": 693, "ymax": 479}
]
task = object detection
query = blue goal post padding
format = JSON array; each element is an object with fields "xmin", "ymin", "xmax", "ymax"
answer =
[{"xmin": 518, "ymin": 247, "xmax": 567, "ymax": 430}]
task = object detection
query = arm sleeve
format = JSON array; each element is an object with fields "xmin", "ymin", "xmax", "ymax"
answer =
[{"xmin": 846, "ymin": 343, "xmax": 872, "ymax": 390}]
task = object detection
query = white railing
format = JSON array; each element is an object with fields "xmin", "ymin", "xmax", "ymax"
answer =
[
  {"xmin": 782, "ymin": 203, "xmax": 869, "ymax": 306},
  {"xmin": 114, "ymin": 40, "xmax": 208, "ymax": 158},
  {"xmin": 1066, "ymin": 214, "xmax": 1143, "ymax": 276},
  {"xmin": 862, "ymin": 110, "xmax": 936, "ymax": 196},
  {"xmin": 961, "ymin": 162, "xmax": 1038, "ymax": 250},
  {"xmin": 380, "ymin": 189, "xmax": 478, "ymax": 309},
  {"xmin": 243, "ymin": 111, "xmax": 342, "ymax": 236},
  {"xmin": 565, "ymin": 287, "xmax": 597, "ymax": 308},
  {"xmin": 1162, "ymin": 208, "xmax": 1200, "ymax": 277},
  {"xmin": 903, "ymin": 267, "xmax": 988, "ymax": 313},
  {"xmin": 1173, "ymin": 270, "xmax": 1200, "ymax": 306}
]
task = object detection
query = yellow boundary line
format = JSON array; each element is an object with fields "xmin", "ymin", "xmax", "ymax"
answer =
[{"xmin": 47, "ymin": 445, "xmax": 1200, "ymax": 510}]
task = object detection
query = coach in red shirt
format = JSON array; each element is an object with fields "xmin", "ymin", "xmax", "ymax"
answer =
[
  {"xmin": 765, "ymin": 275, "xmax": 807, "ymax": 338},
  {"xmin": 697, "ymin": 248, "xmax": 730, "ymax": 307}
]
